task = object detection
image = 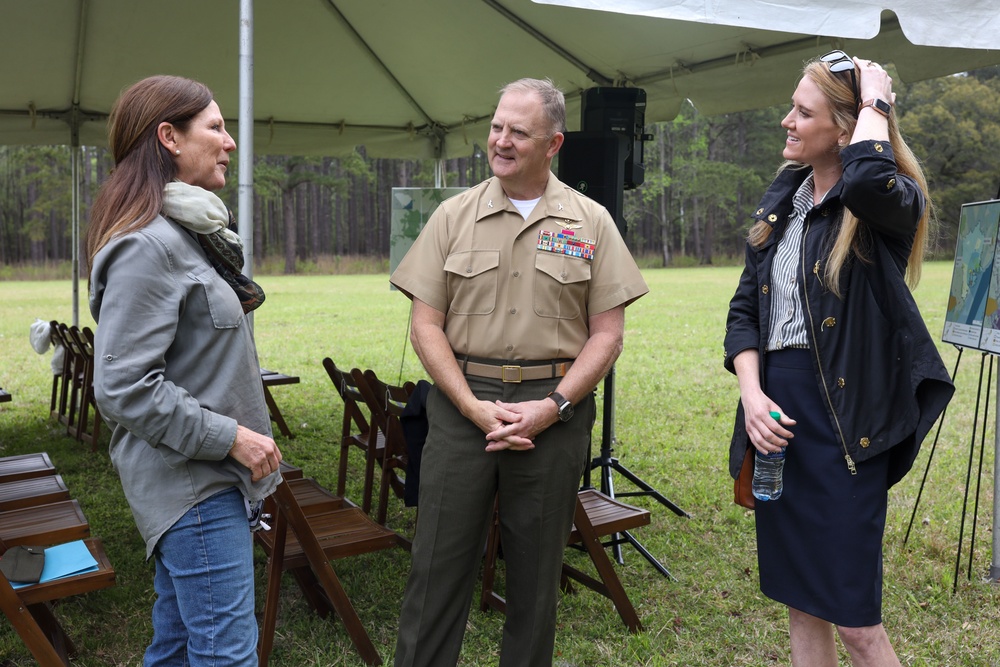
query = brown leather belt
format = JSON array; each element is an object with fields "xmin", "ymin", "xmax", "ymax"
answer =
[{"xmin": 459, "ymin": 357, "xmax": 573, "ymax": 383}]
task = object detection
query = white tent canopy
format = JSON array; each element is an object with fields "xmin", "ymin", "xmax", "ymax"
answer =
[
  {"xmin": 2, "ymin": 0, "xmax": 1000, "ymax": 161},
  {"xmin": 538, "ymin": 0, "xmax": 1000, "ymax": 50}
]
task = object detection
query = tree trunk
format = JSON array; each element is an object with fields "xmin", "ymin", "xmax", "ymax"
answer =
[{"xmin": 282, "ymin": 187, "xmax": 296, "ymax": 274}]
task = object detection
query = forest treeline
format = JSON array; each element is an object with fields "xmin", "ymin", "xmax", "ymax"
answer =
[{"xmin": 2, "ymin": 65, "xmax": 1000, "ymax": 276}]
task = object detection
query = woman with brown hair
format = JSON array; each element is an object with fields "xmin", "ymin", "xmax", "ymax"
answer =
[
  {"xmin": 724, "ymin": 53, "xmax": 953, "ymax": 665},
  {"xmin": 88, "ymin": 75, "xmax": 281, "ymax": 666}
]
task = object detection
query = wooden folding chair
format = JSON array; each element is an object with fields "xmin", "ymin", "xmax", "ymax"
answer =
[
  {"xmin": 255, "ymin": 480, "xmax": 402, "ymax": 667},
  {"xmin": 353, "ymin": 369, "xmax": 414, "ymax": 526},
  {"xmin": 47, "ymin": 320, "xmax": 67, "ymax": 419},
  {"xmin": 321, "ymin": 358, "xmax": 380, "ymax": 506},
  {"xmin": 49, "ymin": 323, "xmax": 77, "ymax": 425},
  {"xmin": 0, "ymin": 475, "xmax": 71, "ymax": 512},
  {"xmin": 64, "ymin": 326, "xmax": 100, "ymax": 450},
  {"xmin": 0, "ymin": 536, "xmax": 116, "ymax": 665},
  {"xmin": 480, "ymin": 488, "xmax": 650, "ymax": 632},
  {"xmin": 0, "ymin": 452, "xmax": 57, "ymax": 485},
  {"xmin": 0, "ymin": 500, "xmax": 90, "ymax": 548}
]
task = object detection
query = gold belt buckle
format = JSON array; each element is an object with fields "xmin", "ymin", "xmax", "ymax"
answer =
[{"xmin": 501, "ymin": 365, "xmax": 522, "ymax": 383}]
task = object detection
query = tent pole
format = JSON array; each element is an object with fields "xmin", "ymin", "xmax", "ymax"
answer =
[
  {"xmin": 71, "ymin": 145, "xmax": 80, "ymax": 327},
  {"xmin": 434, "ymin": 159, "xmax": 444, "ymax": 188},
  {"xmin": 238, "ymin": 0, "xmax": 255, "ymax": 281}
]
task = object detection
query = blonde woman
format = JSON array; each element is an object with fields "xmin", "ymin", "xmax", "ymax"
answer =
[{"xmin": 724, "ymin": 53, "xmax": 953, "ymax": 666}]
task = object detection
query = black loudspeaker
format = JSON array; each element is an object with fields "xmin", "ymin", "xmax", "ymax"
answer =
[
  {"xmin": 557, "ymin": 131, "xmax": 629, "ymax": 237},
  {"xmin": 580, "ymin": 87, "xmax": 646, "ymax": 189}
]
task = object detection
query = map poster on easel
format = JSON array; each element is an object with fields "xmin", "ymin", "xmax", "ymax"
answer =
[
  {"xmin": 389, "ymin": 187, "xmax": 467, "ymax": 275},
  {"xmin": 942, "ymin": 200, "xmax": 1000, "ymax": 350}
]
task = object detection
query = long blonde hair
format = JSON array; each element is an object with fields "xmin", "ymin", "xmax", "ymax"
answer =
[
  {"xmin": 86, "ymin": 76, "xmax": 214, "ymax": 266},
  {"xmin": 749, "ymin": 57, "xmax": 931, "ymax": 297}
]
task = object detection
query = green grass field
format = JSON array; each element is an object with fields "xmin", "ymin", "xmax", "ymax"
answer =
[{"xmin": 1, "ymin": 262, "xmax": 998, "ymax": 666}]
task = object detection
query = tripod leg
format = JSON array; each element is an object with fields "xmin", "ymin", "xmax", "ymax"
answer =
[
  {"xmin": 620, "ymin": 530, "xmax": 674, "ymax": 580},
  {"xmin": 609, "ymin": 460, "xmax": 690, "ymax": 518}
]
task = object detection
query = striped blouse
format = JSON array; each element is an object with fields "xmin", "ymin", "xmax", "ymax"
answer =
[{"xmin": 766, "ymin": 173, "xmax": 817, "ymax": 351}]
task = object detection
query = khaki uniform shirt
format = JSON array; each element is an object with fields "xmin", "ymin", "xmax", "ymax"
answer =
[{"xmin": 391, "ymin": 174, "xmax": 648, "ymax": 360}]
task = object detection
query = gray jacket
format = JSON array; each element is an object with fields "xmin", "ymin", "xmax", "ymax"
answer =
[{"xmin": 90, "ymin": 215, "xmax": 279, "ymax": 558}]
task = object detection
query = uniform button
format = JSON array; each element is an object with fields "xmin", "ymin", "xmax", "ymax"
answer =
[
  {"xmin": 560, "ymin": 271, "xmax": 568, "ymax": 279},
  {"xmin": 860, "ymin": 437, "xmax": 870, "ymax": 448},
  {"xmin": 756, "ymin": 207, "xmax": 764, "ymax": 215},
  {"xmin": 506, "ymin": 344, "xmax": 513, "ymax": 352},
  {"xmin": 886, "ymin": 178, "xmax": 896, "ymax": 190},
  {"xmin": 874, "ymin": 143, "xmax": 884, "ymax": 153},
  {"xmin": 466, "ymin": 266, "xmax": 473, "ymax": 273},
  {"xmin": 820, "ymin": 208, "xmax": 830, "ymax": 217},
  {"xmin": 762, "ymin": 285, "xmax": 769, "ymax": 295},
  {"xmin": 822, "ymin": 316, "xmax": 836, "ymax": 329},
  {"xmin": 509, "ymin": 307, "xmax": 517, "ymax": 314},
  {"xmin": 768, "ymin": 214, "xmax": 778, "ymax": 223},
  {"xmin": 513, "ymin": 271, "xmax": 520, "ymax": 277},
  {"xmin": 787, "ymin": 308, "xmax": 793, "ymax": 315},
  {"xmin": 837, "ymin": 377, "xmax": 845, "ymax": 388}
]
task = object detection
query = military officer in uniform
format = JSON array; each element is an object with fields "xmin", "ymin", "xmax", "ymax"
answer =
[{"xmin": 390, "ymin": 77, "xmax": 648, "ymax": 667}]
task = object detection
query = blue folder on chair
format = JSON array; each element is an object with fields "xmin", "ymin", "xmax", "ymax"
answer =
[{"xmin": 10, "ymin": 540, "xmax": 98, "ymax": 589}]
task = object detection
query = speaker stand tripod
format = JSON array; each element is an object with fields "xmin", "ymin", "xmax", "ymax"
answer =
[{"xmin": 583, "ymin": 366, "xmax": 690, "ymax": 580}]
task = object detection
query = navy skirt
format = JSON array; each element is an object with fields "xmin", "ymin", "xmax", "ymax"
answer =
[{"xmin": 756, "ymin": 349, "xmax": 890, "ymax": 627}]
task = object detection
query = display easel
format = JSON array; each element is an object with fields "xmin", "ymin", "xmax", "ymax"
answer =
[
  {"xmin": 906, "ymin": 191, "xmax": 1000, "ymax": 590},
  {"xmin": 903, "ymin": 348, "xmax": 993, "ymax": 592}
]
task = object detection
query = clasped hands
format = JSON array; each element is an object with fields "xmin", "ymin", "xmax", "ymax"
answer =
[{"xmin": 475, "ymin": 397, "xmax": 558, "ymax": 452}]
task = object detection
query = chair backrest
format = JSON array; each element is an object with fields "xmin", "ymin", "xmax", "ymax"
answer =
[
  {"xmin": 322, "ymin": 357, "xmax": 371, "ymax": 446},
  {"xmin": 359, "ymin": 369, "xmax": 413, "ymax": 427},
  {"xmin": 358, "ymin": 369, "xmax": 415, "ymax": 525},
  {"xmin": 64, "ymin": 325, "xmax": 100, "ymax": 448}
]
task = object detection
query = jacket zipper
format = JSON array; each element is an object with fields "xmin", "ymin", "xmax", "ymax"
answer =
[{"xmin": 800, "ymin": 218, "xmax": 858, "ymax": 475}]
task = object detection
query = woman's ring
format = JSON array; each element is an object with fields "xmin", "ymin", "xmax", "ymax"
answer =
[{"xmin": 867, "ymin": 60, "xmax": 876, "ymax": 68}]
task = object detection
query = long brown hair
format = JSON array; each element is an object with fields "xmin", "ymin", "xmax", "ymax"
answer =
[
  {"xmin": 86, "ymin": 75, "xmax": 213, "ymax": 266},
  {"xmin": 748, "ymin": 57, "xmax": 932, "ymax": 297}
]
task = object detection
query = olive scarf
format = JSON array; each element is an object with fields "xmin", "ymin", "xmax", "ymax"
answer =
[{"xmin": 161, "ymin": 181, "xmax": 265, "ymax": 313}]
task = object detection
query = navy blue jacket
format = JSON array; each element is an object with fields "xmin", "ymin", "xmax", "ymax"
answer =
[{"xmin": 724, "ymin": 140, "xmax": 954, "ymax": 487}]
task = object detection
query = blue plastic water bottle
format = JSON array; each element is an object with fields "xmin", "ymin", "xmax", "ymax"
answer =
[{"xmin": 752, "ymin": 411, "xmax": 785, "ymax": 501}]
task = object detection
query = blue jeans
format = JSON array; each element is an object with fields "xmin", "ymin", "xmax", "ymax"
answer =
[{"xmin": 145, "ymin": 487, "xmax": 258, "ymax": 667}]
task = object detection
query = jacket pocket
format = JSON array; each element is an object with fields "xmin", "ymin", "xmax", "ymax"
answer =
[
  {"xmin": 533, "ymin": 252, "xmax": 591, "ymax": 320},
  {"xmin": 190, "ymin": 266, "xmax": 244, "ymax": 329},
  {"xmin": 444, "ymin": 250, "xmax": 500, "ymax": 316}
]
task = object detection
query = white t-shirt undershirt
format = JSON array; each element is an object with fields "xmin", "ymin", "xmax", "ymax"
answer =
[{"xmin": 509, "ymin": 197, "xmax": 541, "ymax": 220}]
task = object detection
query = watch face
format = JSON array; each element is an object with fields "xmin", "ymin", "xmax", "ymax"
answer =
[{"xmin": 875, "ymin": 99, "xmax": 891, "ymax": 114}]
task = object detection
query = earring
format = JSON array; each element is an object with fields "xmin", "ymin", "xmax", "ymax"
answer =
[{"xmin": 175, "ymin": 149, "xmax": 181, "ymax": 155}]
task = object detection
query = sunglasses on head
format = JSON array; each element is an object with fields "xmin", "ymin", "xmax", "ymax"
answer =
[{"xmin": 820, "ymin": 50, "xmax": 860, "ymax": 112}]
